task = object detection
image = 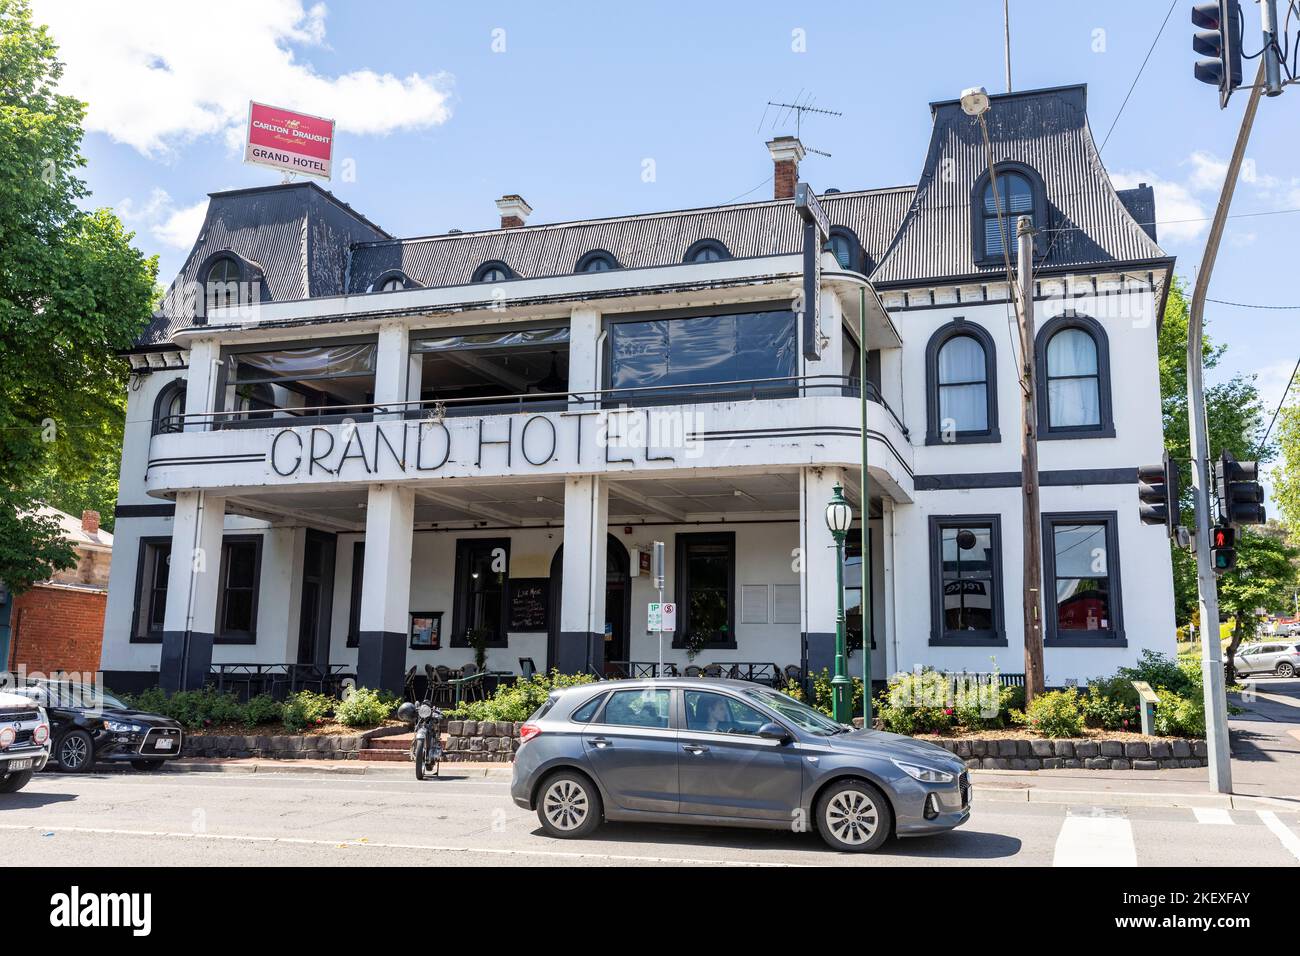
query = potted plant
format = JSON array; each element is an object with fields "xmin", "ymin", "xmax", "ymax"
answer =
[
  {"xmin": 684, "ymin": 631, "xmax": 710, "ymax": 661},
  {"xmin": 467, "ymin": 626, "xmax": 492, "ymax": 672}
]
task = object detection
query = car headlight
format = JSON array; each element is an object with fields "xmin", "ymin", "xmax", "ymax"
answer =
[
  {"xmin": 103, "ymin": 720, "xmax": 144, "ymax": 733},
  {"xmin": 891, "ymin": 759, "xmax": 955, "ymax": 784},
  {"xmin": 417, "ymin": 704, "xmax": 432, "ymax": 720}
]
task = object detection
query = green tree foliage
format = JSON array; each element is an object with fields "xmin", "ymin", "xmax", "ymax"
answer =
[
  {"xmin": 1156, "ymin": 279, "xmax": 1291, "ymax": 625},
  {"xmin": 1272, "ymin": 401, "xmax": 1300, "ymax": 533},
  {"xmin": 0, "ymin": 0, "xmax": 157, "ymax": 588}
]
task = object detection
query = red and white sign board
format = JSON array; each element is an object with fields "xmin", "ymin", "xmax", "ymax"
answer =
[{"xmin": 244, "ymin": 102, "xmax": 335, "ymax": 180}]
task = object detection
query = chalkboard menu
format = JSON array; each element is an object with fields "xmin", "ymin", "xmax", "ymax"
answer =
[{"xmin": 508, "ymin": 578, "xmax": 549, "ymax": 632}]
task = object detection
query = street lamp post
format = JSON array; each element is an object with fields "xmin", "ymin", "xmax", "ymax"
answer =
[{"xmin": 825, "ymin": 484, "xmax": 853, "ymax": 724}]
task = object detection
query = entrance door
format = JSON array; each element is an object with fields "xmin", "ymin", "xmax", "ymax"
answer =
[
  {"xmin": 547, "ymin": 534, "xmax": 632, "ymax": 673},
  {"xmin": 297, "ymin": 530, "xmax": 337, "ymax": 669},
  {"xmin": 603, "ymin": 583, "xmax": 627, "ymax": 675}
]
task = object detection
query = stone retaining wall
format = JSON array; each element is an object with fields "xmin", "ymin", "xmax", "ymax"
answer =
[
  {"xmin": 931, "ymin": 737, "xmax": 1209, "ymax": 770},
  {"xmin": 181, "ymin": 734, "xmax": 364, "ymax": 759},
  {"xmin": 443, "ymin": 720, "xmax": 522, "ymax": 762}
]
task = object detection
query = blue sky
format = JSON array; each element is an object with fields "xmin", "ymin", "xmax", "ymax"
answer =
[{"xmin": 36, "ymin": 0, "xmax": 1300, "ymax": 427}]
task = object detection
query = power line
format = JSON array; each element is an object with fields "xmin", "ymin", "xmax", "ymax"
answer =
[
  {"xmin": 1257, "ymin": 355, "xmax": 1300, "ymax": 458},
  {"xmin": 1207, "ymin": 297, "xmax": 1300, "ymax": 310},
  {"xmin": 1098, "ymin": 0, "xmax": 1179, "ymax": 154}
]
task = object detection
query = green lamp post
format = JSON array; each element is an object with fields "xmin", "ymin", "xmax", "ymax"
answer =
[{"xmin": 825, "ymin": 483, "xmax": 853, "ymax": 724}]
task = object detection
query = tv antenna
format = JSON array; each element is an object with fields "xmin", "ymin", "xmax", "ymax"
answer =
[{"xmin": 760, "ymin": 94, "xmax": 842, "ymax": 157}]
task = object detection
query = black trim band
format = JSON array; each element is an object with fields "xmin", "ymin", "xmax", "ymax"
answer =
[{"xmin": 915, "ymin": 467, "xmax": 1136, "ymax": 491}]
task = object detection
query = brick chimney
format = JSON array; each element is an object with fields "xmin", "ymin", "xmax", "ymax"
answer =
[
  {"xmin": 81, "ymin": 510, "xmax": 100, "ymax": 535},
  {"xmin": 495, "ymin": 194, "xmax": 533, "ymax": 229},
  {"xmin": 767, "ymin": 136, "xmax": 806, "ymax": 200}
]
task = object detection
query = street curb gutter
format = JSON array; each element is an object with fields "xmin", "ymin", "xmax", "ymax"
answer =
[
  {"xmin": 144, "ymin": 761, "xmax": 513, "ymax": 779},
  {"xmin": 977, "ymin": 786, "xmax": 1300, "ymax": 811}
]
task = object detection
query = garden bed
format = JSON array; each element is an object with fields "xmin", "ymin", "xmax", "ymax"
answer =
[
  {"xmin": 181, "ymin": 724, "xmax": 407, "ymax": 759},
  {"xmin": 927, "ymin": 735, "xmax": 1208, "ymax": 771}
]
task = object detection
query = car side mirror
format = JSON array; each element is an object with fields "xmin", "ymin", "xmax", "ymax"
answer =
[{"xmin": 757, "ymin": 722, "xmax": 791, "ymax": 744}]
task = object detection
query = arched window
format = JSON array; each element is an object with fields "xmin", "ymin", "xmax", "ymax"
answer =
[
  {"xmin": 924, "ymin": 320, "xmax": 999, "ymax": 445},
  {"xmin": 152, "ymin": 380, "xmax": 187, "ymax": 435},
  {"xmin": 1036, "ymin": 313, "xmax": 1114, "ymax": 438},
  {"xmin": 204, "ymin": 255, "xmax": 242, "ymax": 311},
  {"xmin": 823, "ymin": 228, "xmax": 861, "ymax": 270},
  {"xmin": 472, "ymin": 260, "xmax": 514, "ymax": 283},
  {"xmin": 379, "ymin": 276, "xmax": 405, "ymax": 292},
  {"xmin": 974, "ymin": 164, "xmax": 1045, "ymax": 263},
  {"xmin": 683, "ymin": 239, "xmax": 730, "ymax": 263},
  {"xmin": 576, "ymin": 250, "xmax": 619, "ymax": 273}
]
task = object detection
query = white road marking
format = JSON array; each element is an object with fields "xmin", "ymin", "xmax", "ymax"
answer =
[
  {"xmin": 1052, "ymin": 809, "xmax": 1136, "ymax": 867},
  {"xmin": 1257, "ymin": 810, "xmax": 1300, "ymax": 862},
  {"xmin": 1193, "ymin": 808, "xmax": 1234, "ymax": 826},
  {"xmin": 0, "ymin": 823, "xmax": 805, "ymax": 867}
]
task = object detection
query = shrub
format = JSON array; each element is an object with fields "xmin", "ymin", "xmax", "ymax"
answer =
[
  {"xmin": 124, "ymin": 686, "xmax": 246, "ymax": 730},
  {"xmin": 1020, "ymin": 688, "xmax": 1084, "ymax": 738},
  {"xmin": 875, "ymin": 670, "xmax": 955, "ymax": 735},
  {"xmin": 1153, "ymin": 690, "xmax": 1206, "ymax": 737},
  {"xmin": 335, "ymin": 687, "xmax": 397, "ymax": 728},
  {"xmin": 241, "ymin": 693, "xmax": 283, "ymax": 726},
  {"xmin": 1081, "ymin": 690, "xmax": 1135, "ymax": 731},
  {"xmin": 447, "ymin": 670, "xmax": 598, "ymax": 723},
  {"xmin": 282, "ymin": 691, "xmax": 337, "ymax": 733}
]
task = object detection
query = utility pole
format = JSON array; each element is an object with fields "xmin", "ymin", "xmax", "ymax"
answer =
[
  {"xmin": 1016, "ymin": 215, "xmax": 1044, "ymax": 702},
  {"xmin": 1189, "ymin": 58, "xmax": 1267, "ymax": 794},
  {"xmin": 1003, "ymin": 0, "xmax": 1012, "ymax": 93}
]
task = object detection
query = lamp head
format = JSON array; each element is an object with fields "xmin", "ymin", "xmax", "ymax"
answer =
[
  {"xmin": 825, "ymin": 483, "xmax": 853, "ymax": 536},
  {"xmin": 960, "ymin": 86, "xmax": 990, "ymax": 117}
]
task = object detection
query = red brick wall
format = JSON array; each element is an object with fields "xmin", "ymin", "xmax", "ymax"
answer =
[
  {"xmin": 8, "ymin": 586, "xmax": 106, "ymax": 675},
  {"xmin": 774, "ymin": 159, "xmax": 798, "ymax": 200}
]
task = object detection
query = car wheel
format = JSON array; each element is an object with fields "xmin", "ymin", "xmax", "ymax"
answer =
[
  {"xmin": 537, "ymin": 771, "xmax": 602, "ymax": 839},
  {"xmin": 1277, "ymin": 661, "xmax": 1295, "ymax": 678},
  {"xmin": 56, "ymin": 730, "xmax": 94, "ymax": 773},
  {"xmin": 0, "ymin": 770, "xmax": 34, "ymax": 793},
  {"xmin": 816, "ymin": 779, "xmax": 893, "ymax": 853},
  {"xmin": 131, "ymin": 759, "xmax": 164, "ymax": 772}
]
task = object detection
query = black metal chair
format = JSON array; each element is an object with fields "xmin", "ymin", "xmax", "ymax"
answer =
[
  {"xmin": 783, "ymin": 664, "xmax": 803, "ymax": 685},
  {"xmin": 684, "ymin": 665, "xmax": 702, "ymax": 677},
  {"xmin": 702, "ymin": 664, "xmax": 723, "ymax": 678},
  {"xmin": 403, "ymin": 666, "xmax": 418, "ymax": 702}
]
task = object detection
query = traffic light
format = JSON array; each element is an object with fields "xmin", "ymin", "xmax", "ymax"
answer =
[
  {"xmin": 1211, "ymin": 525, "xmax": 1236, "ymax": 575},
  {"xmin": 1192, "ymin": 0, "xmax": 1243, "ymax": 107},
  {"xmin": 1214, "ymin": 450, "xmax": 1267, "ymax": 526},
  {"xmin": 1137, "ymin": 454, "xmax": 1180, "ymax": 537}
]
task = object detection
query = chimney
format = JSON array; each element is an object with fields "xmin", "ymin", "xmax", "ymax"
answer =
[
  {"xmin": 767, "ymin": 136, "xmax": 806, "ymax": 200},
  {"xmin": 81, "ymin": 510, "xmax": 100, "ymax": 535},
  {"xmin": 495, "ymin": 194, "xmax": 533, "ymax": 229}
]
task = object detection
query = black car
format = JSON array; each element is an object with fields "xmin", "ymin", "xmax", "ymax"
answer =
[{"xmin": 16, "ymin": 681, "xmax": 183, "ymax": 772}]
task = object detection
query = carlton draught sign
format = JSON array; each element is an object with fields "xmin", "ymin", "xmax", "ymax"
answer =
[{"xmin": 244, "ymin": 102, "xmax": 335, "ymax": 180}]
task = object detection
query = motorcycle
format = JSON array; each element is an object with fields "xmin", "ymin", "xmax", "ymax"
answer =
[{"xmin": 396, "ymin": 698, "xmax": 444, "ymax": 780}]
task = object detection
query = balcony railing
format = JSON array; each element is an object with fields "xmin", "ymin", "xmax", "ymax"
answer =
[{"xmin": 158, "ymin": 374, "xmax": 909, "ymax": 437}]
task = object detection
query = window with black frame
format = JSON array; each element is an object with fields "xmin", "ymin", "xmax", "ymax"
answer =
[
  {"xmin": 132, "ymin": 539, "xmax": 171, "ymax": 642},
  {"xmin": 346, "ymin": 541, "xmax": 364, "ymax": 648},
  {"xmin": 452, "ymin": 538, "xmax": 511, "ymax": 647},
  {"xmin": 220, "ymin": 341, "xmax": 377, "ymax": 425},
  {"xmin": 411, "ymin": 326, "xmax": 569, "ymax": 413},
  {"xmin": 844, "ymin": 528, "xmax": 874, "ymax": 651},
  {"xmin": 674, "ymin": 532, "xmax": 735, "ymax": 651},
  {"xmin": 608, "ymin": 308, "xmax": 796, "ymax": 405},
  {"xmin": 1043, "ymin": 514, "xmax": 1123, "ymax": 645},
  {"xmin": 217, "ymin": 537, "xmax": 261, "ymax": 643},
  {"xmin": 929, "ymin": 517, "xmax": 1004, "ymax": 645}
]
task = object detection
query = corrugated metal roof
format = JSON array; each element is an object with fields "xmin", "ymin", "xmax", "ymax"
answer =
[
  {"xmin": 870, "ymin": 85, "xmax": 1166, "ymax": 284},
  {"xmin": 345, "ymin": 186, "xmax": 916, "ymax": 292}
]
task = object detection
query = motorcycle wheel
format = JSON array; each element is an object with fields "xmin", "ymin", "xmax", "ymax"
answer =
[{"xmin": 413, "ymin": 737, "xmax": 426, "ymax": 781}]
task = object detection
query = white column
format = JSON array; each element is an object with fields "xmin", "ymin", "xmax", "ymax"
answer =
[
  {"xmin": 356, "ymin": 483, "xmax": 414, "ymax": 691},
  {"xmin": 881, "ymin": 498, "xmax": 899, "ymax": 678},
  {"xmin": 799, "ymin": 466, "xmax": 848, "ymax": 676},
  {"xmin": 569, "ymin": 305, "xmax": 602, "ymax": 400},
  {"xmin": 558, "ymin": 475, "xmax": 608, "ymax": 673},
  {"xmin": 374, "ymin": 322, "xmax": 411, "ymax": 416},
  {"xmin": 160, "ymin": 491, "xmax": 226, "ymax": 690},
  {"xmin": 183, "ymin": 338, "xmax": 220, "ymax": 432}
]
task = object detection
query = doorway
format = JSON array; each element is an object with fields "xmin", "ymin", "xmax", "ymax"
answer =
[
  {"xmin": 297, "ymin": 530, "xmax": 337, "ymax": 669},
  {"xmin": 547, "ymin": 534, "xmax": 632, "ymax": 673}
]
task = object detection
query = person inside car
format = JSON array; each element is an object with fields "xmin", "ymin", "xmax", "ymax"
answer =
[{"xmin": 699, "ymin": 696, "xmax": 737, "ymax": 733}]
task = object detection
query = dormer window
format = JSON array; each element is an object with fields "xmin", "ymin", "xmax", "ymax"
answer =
[
  {"xmin": 576, "ymin": 250, "xmax": 619, "ymax": 273},
  {"xmin": 823, "ymin": 227, "xmax": 861, "ymax": 270},
  {"xmin": 473, "ymin": 260, "xmax": 514, "ymax": 283},
  {"xmin": 204, "ymin": 255, "xmax": 242, "ymax": 311},
  {"xmin": 974, "ymin": 164, "xmax": 1045, "ymax": 263},
  {"xmin": 372, "ymin": 271, "xmax": 414, "ymax": 293},
  {"xmin": 684, "ymin": 239, "xmax": 730, "ymax": 263},
  {"xmin": 380, "ymin": 277, "xmax": 405, "ymax": 292}
]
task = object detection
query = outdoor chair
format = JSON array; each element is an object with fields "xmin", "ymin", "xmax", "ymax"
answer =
[
  {"xmin": 684, "ymin": 665, "xmax": 702, "ymax": 677},
  {"xmin": 784, "ymin": 664, "xmax": 803, "ymax": 683},
  {"xmin": 403, "ymin": 666, "xmax": 418, "ymax": 702},
  {"xmin": 702, "ymin": 664, "xmax": 723, "ymax": 678}
]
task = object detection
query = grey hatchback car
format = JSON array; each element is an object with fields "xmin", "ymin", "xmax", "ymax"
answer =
[{"xmin": 510, "ymin": 678, "xmax": 970, "ymax": 852}]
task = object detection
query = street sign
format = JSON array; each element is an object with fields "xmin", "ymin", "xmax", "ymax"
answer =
[
  {"xmin": 647, "ymin": 602, "xmax": 676, "ymax": 632},
  {"xmin": 795, "ymin": 182, "xmax": 827, "ymax": 362}
]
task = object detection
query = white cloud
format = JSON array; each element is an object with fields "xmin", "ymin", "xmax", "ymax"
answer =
[
  {"xmin": 1185, "ymin": 151, "xmax": 1228, "ymax": 193},
  {"xmin": 1111, "ymin": 170, "xmax": 1208, "ymax": 244},
  {"xmin": 119, "ymin": 188, "xmax": 210, "ymax": 250},
  {"xmin": 32, "ymin": 0, "xmax": 453, "ymax": 157}
]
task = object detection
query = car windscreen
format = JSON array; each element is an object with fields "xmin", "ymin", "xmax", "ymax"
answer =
[{"xmin": 742, "ymin": 687, "xmax": 844, "ymax": 736}]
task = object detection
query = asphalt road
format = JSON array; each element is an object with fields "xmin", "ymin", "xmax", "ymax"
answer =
[{"xmin": 2, "ymin": 769, "xmax": 1298, "ymax": 867}]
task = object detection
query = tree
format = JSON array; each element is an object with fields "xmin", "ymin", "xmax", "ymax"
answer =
[
  {"xmin": 0, "ymin": 0, "xmax": 157, "ymax": 590},
  {"xmin": 1216, "ymin": 525, "xmax": 1300, "ymax": 680},
  {"xmin": 1272, "ymin": 401, "xmax": 1300, "ymax": 533},
  {"xmin": 1156, "ymin": 278, "xmax": 1290, "ymax": 625}
]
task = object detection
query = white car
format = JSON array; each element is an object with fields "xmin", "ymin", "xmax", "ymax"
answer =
[
  {"xmin": 0, "ymin": 690, "xmax": 51, "ymax": 793},
  {"xmin": 1233, "ymin": 642, "xmax": 1300, "ymax": 679}
]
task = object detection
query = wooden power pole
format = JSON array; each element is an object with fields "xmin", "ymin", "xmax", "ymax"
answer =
[{"xmin": 1017, "ymin": 215, "xmax": 1044, "ymax": 701}]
